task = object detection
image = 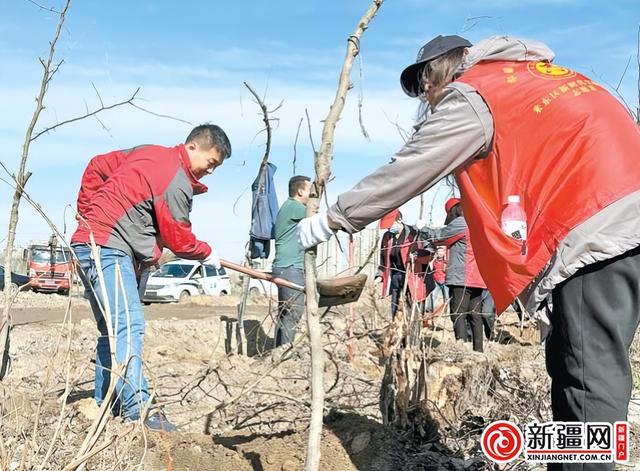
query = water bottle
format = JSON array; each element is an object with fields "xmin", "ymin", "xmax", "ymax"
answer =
[{"xmin": 501, "ymin": 195, "xmax": 527, "ymax": 242}]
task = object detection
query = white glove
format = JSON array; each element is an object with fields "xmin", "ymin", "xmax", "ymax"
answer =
[
  {"xmin": 205, "ymin": 247, "xmax": 221, "ymax": 269},
  {"xmin": 415, "ymin": 219, "xmax": 428, "ymax": 232},
  {"xmin": 298, "ymin": 212, "xmax": 335, "ymax": 249}
]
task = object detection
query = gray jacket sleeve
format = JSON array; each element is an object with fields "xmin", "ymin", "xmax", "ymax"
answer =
[
  {"xmin": 423, "ymin": 216, "xmax": 467, "ymax": 243},
  {"xmin": 327, "ymin": 85, "xmax": 493, "ymax": 233}
]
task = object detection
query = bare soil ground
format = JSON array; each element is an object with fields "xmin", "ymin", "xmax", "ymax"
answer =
[{"xmin": 0, "ymin": 289, "xmax": 638, "ymax": 470}]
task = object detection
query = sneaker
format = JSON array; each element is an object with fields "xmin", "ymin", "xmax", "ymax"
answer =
[{"xmin": 144, "ymin": 410, "xmax": 178, "ymax": 432}]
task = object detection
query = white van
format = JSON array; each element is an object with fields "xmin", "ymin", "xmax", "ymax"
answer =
[
  {"xmin": 246, "ymin": 276, "xmax": 277, "ymax": 297},
  {"xmin": 143, "ymin": 259, "xmax": 231, "ymax": 303}
]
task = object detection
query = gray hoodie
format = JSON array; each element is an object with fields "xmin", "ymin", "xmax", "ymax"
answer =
[{"xmin": 327, "ymin": 36, "xmax": 640, "ymax": 311}]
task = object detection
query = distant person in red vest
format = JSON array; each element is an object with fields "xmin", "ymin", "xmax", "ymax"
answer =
[
  {"xmin": 299, "ymin": 34, "xmax": 640, "ymax": 468},
  {"xmin": 426, "ymin": 245, "xmax": 448, "ymax": 312},
  {"xmin": 376, "ymin": 210, "xmax": 430, "ymax": 319},
  {"xmin": 422, "ymin": 198, "xmax": 487, "ymax": 352}
]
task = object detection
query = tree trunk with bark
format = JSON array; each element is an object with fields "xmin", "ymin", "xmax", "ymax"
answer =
[{"xmin": 303, "ymin": 2, "xmax": 384, "ymax": 469}]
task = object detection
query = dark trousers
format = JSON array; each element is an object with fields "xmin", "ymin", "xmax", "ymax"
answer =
[
  {"xmin": 480, "ymin": 289, "xmax": 496, "ymax": 340},
  {"xmin": 273, "ymin": 266, "xmax": 305, "ymax": 347},
  {"xmin": 390, "ymin": 270, "xmax": 411, "ymax": 318},
  {"xmin": 137, "ymin": 267, "xmax": 152, "ymax": 302},
  {"xmin": 546, "ymin": 247, "xmax": 640, "ymax": 471},
  {"xmin": 448, "ymin": 285, "xmax": 484, "ymax": 352}
]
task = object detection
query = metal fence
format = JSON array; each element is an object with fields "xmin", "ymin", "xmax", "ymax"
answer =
[
  {"xmin": 316, "ymin": 228, "xmax": 380, "ymax": 280},
  {"xmin": 247, "ymin": 228, "xmax": 381, "ymax": 282}
]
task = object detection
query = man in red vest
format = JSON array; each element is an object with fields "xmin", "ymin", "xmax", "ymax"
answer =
[
  {"xmin": 376, "ymin": 210, "xmax": 430, "ymax": 319},
  {"xmin": 423, "ymin": 198, "xmax": 487, "ymax": 352},
  {"xmin": 299, "ymin": 35, "xmax": 640, "ymax": 470}
]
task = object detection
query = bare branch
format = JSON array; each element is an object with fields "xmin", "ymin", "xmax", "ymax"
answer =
[
  {"xmin": 244, "ymin": 81, "xmax": 273, "ymax": 166},
  {"xmin": 590, "ymin": 67, "xmax": 635, "ymax": 118},
  {"xmin": 357, "ymin": 52, "xmax": 370, "ymax": 140},
  {"xmin": 180, "ymin": 337, "xmax": 306, "ymax": 427},
  {"xmin": 293, "ymin": 116, "xmax": 303, "ymax": 175},
  {"xmin": 93, "ymin": 114, "xmax": 114, "ymax": 138},
  {"xmin": 615, "ymin": 55, "xmax": 632, "ymax": 91},
  {"xmin": 459, "ymin": 15, "xmax": 495, "ymax": 33},
  {"xmin": 382, "ymin": 110, "xmax": 410, "ymax": 143},
  {"xmin": 91, "ymin": 81, "xmax": 104, "ymax": 108},
  {"xmin": 31, "ymin": 88, "xmax": 140, "ymax": 141},
  {"xmin": 268, "ymin": 100, "xmax": 284, "ymax": 114},
  {"xmin": 25, "ymin": 0, "xmax": 61, "ymax": 14},
  {"xmin": 47, "ymin": 59, "xmax": 64, "ymax": 83},
  {"xmin": 129, "ymin": 102, "xmax": 192, "ymax": 125},
  {"xmin": 231, "ymin": 183, "xmax": 252, "ymax": 217},
  {"xmin": 305, "ymin": 108, "xmax": 316, "ymax": 154},
  {"xmin": 0, "ymin": 163, "xmax": 73, "ymax": 251}
]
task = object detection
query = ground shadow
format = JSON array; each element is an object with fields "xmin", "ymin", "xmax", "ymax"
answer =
[
  {"xmin": 243, "ymin": 319, "xmax": 275, "ymax": 357},
  {"xmin": 323, "ymin": 409, "xmax": 399, "ymax": 470},
  {"xmin": 65, "ymin": 388, "xmax": 95, "ymax": 404},
  {"xmin": 493, "ymin": 327, "xmax": 535, "ymax": 347},
  {"xmin": 325, "ymin": 410, "xmax": 488, "ymax": 470},
  {"xmin": 422, "ymin": 332, "xmax": 443, "ymax": 349},
  {"xmin": 219, "ymin": 317, "xmax": 276, "ymax": 357},
  {"xmin": 212, "ymin": 430, "xmax": 295, "ymax": 471}
]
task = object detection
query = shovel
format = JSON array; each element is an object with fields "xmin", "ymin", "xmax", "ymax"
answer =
[{"xmin": 219, "ymin": 259, "xmax": 367, "ymax": 307}]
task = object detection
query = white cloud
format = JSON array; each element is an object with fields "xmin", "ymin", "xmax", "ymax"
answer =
[{"xmin": 0, "ymin": 51, "xmax": 425, "ymax": 260}]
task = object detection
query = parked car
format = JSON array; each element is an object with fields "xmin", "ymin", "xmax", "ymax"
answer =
[
  {"xmin": 143, "ymin": 260, "xmax": 230, "ymax": 303},
  {"xmin": 245, "ymin": 276, "xmax": 277, "ymax": 297},
  {"xmin": 0, "ymin": 265, "xmax": 31, "ymax": 292}
]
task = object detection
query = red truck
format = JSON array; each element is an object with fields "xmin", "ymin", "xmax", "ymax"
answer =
[{"xmin": 25, "ymin": 237, "xmax": 72, "ymax": 295}]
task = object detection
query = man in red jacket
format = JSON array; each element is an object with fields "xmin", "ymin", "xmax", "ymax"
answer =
[{"xmin": 72, "ymin": 124, "xmax": 231, "ymax": 431}]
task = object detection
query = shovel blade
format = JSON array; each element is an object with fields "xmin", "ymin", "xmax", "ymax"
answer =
[{"xmin": 317, "ymin": 273, "xmax": 368, "ymax": 307}]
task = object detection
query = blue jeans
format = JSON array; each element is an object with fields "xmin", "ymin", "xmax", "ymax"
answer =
[
  {"xmin": 273, "ymin": 266, "xmax": 305, "ymax": 346},
  {"xmin": 427, "ymin": 282, "xmax": 449, "ymax": 311},
  {"xmin": 73, "ymin": 244, "xmax": 150, "ymax": 420}
]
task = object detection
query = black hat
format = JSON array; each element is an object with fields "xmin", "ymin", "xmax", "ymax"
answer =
[{"xmin": 400, "ymin": 35, "xmax": 472, "ymax": 97}]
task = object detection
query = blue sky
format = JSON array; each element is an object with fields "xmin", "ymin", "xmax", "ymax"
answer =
[{"xmin": 0, "ymin": 0, "xmax": 638, "ymax": 261}]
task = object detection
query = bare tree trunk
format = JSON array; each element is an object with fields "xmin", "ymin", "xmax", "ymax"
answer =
[
  {"xmin": 304, "ymin": 2, "xmax": 384, "ymax": 469},
  {"xmin": 0, "ymin": 0, "xmax": 71, "ymax": 379},
  {"xmin": 0, "ymin": 1, "xmax": 141, "ymax": 380},
  {"xmin": 241, "ymin": 81, "xmax": 280, "ymax": 354}
]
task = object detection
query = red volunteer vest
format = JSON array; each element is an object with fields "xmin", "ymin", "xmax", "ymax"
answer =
[
  {"xmin": 380, "ymin": 229, "xmax": 429, "ymax": 302},
  {"xmin": 440, "ymin": 229, "xmax": 486, "ymax": 289},
  {"xmin": 455, "ymin": 60, "xmax": 640, "ymax": 313}
]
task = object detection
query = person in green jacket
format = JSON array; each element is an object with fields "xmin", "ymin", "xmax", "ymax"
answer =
[{"xmin": 273, "ymin": 175, "xmax": 312, "ymax": 346}]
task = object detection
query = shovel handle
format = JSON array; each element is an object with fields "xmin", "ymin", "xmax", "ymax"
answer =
[{"xmin": 219, "ymin": 258, "xmax": 305, "ymax": 292}]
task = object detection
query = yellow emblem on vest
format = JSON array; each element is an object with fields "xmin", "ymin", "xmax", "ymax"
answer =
[{"xmin": 527, "ymin": 61, "xmax": 576, "ymax": 80}]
